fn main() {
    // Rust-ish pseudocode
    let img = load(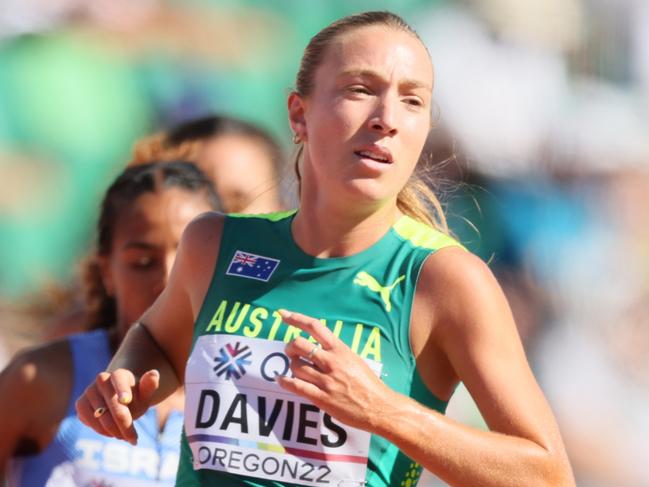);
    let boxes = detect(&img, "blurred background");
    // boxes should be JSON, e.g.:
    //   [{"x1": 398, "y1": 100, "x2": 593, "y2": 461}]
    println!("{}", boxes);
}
[{"x1": 0, "y1": 0, "x2": 647, "y2": 485}]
